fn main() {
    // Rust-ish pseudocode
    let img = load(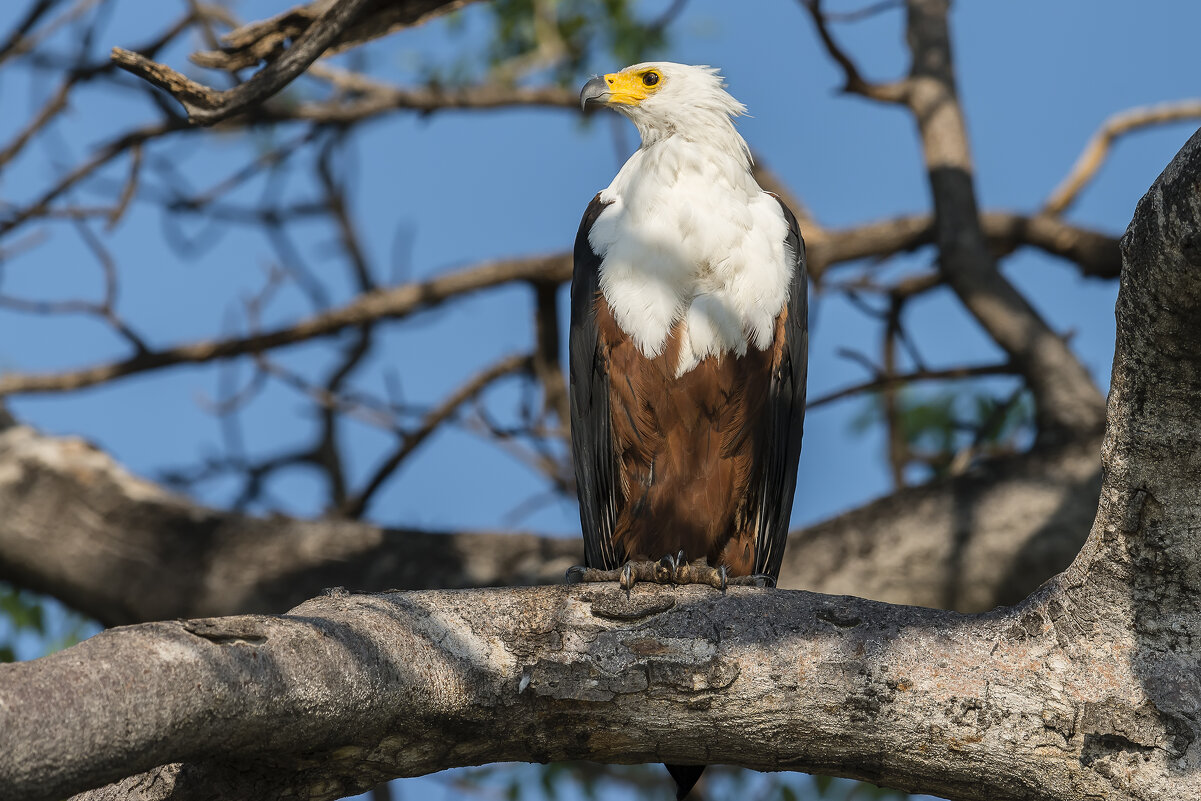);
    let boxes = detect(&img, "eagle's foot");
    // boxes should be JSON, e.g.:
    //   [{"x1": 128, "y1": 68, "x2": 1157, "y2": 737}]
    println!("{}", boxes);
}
[
  {"x1": 565, "y1": 562, "x2": 640, "y2": 596},
  {"x1": 565, "y1": 565, "x2": 623, "y2": 584},
  {"x1": 566, "y1": 559, "x2": 774, "y2": 593},
  {"x1": 667, "y1": 559, "x2": 775, "y2": 590},
  {"x1": 654, "y1": 551, "x2": 686, "y2": 583}
]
